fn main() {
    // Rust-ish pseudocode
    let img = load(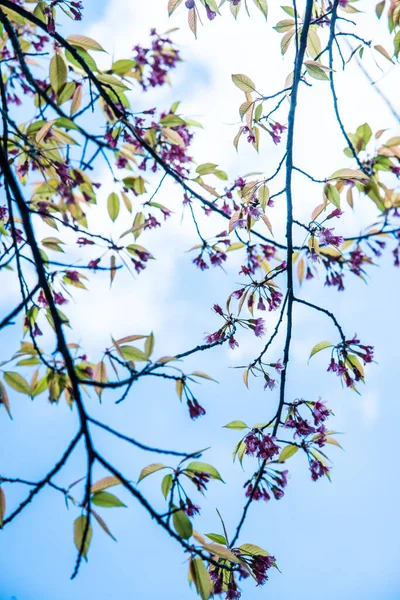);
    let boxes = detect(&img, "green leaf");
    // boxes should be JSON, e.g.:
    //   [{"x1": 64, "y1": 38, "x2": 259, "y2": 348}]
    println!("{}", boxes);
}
[
  {"x1": 107, "y1": 192, "x2": 120, "y2": 222},
  {"x1": 50, "y1": 54, "x2": 68, "y2": 94},
  {"x1": 231, "y1": 74, "x2": 257, "y2": 93},
  {"x1": 92, "y1": 492, "x2": 126, "y2": 508},
  {"x1": 185, "y1": 462, "x2": 223, "y2": 482},
  {"x1": 66, "y1": 47, "x2": 98, "y2": 72},
  {"x1": 97, "y1": 73, "x2": 129, "y2": 92},
  {"x1": 307, "y1": 28, "x2": 322, "y2": 59},
  {"x1": 355, "y1": 123, "x2": 372, "y2": 149},
  {"x1": 32, "y1": 376, "x2": 48, "y2": 397},
  {"x1": 196, "y1": 163, "x2": 218, "y2": 176},
  {"x1": 239, "y1": 543, "x2": 269, "y2": 556},
  {"x1": 205, "y1": 533, "x2": 227, "y2": 545},
  {"x1": 16, "y1": 358, "x2": 41, "y2": 367},
  {"x1": 73, "y1": 515, "x2": 93, "y2": 560},
  {"x1": 274, "y1": 18, "x2": 295, "y2": 32},
  {"x1": 189, "y1": 558, "x2": 213, "y2": 600},
  {"x1": 57, "y1": 81, "x2": 76, "y2": 105},
  {"x1": 111, "y1": 59, "x2": 136, "y2": 75},
  {"x1": 173, "y1": 509, "x2": 193, "y2": 539},
  {"x1": 4, "y1": 372, "x2": 31, "y2": 395},
  {"x1": 223, "y1": 420, "x2": 248, "y2": 430},
  {"x1": 138, "y1": 463, "x2": 165, "y2": 482},
  {"x1": 305, "y1": 62, "x2": 329, "y2": 81},
  {"x1": 329, "y1": 168, "x2": 365, "y2": 181},
  {"x1": 309, "y1": 341, "x2": 333, "y2": 359},
  {"x1": 120, "y1": 345, "x2": 149, "y2": 362},
  {"x1": 161, "y1": 474, "x2": 173, "y2": 498},
  {"x1": 324, "y1": 184, "x2": 341, "y2": 209},
  {"x1": 278, "y1": 444, "x2": 299, "y2": 462},
  {"x1": 160, "y1": 115, "x2": 187, "y2": 127}
]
